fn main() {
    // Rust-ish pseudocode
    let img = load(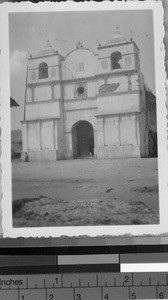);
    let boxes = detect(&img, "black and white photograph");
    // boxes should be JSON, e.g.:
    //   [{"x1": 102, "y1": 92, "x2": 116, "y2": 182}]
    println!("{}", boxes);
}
[{"x1": 0, "y1": 1, "x2": 167, "y2": 237}]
